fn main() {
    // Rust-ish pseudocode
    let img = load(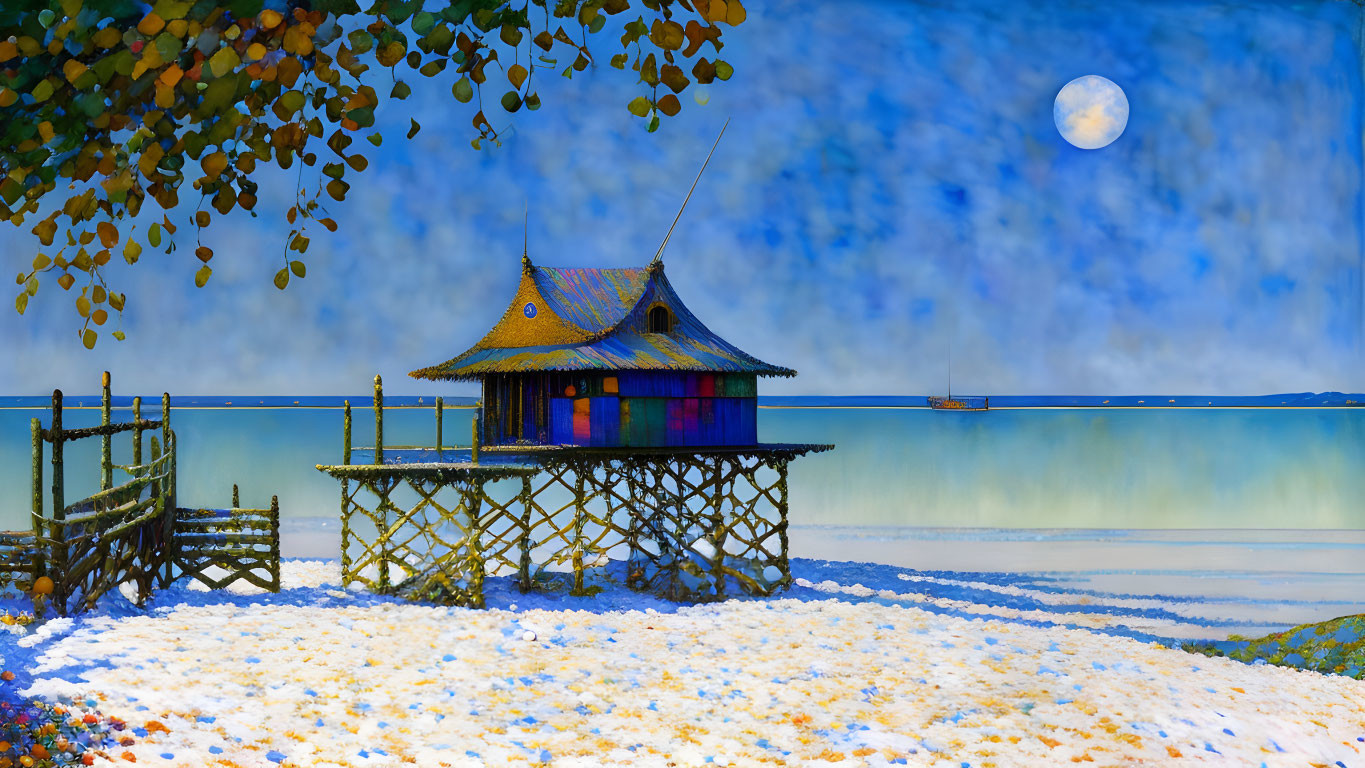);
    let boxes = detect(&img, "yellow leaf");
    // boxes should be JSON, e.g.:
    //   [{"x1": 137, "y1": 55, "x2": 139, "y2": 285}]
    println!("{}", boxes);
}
[
  {"x1": 92, "y1": 26, "x2": 121, "y2": 48},
  {"x1": 92, "y1": 309, "x2": 108, "y2": 325},
  {"x1": 259, "y1": 9, "x2": 283, "y2": 29},
  {"x1": 137, "y1": 12, "x2": 165, "y2": 36},
  {"x1": 284, "y1": 26, "x2": 315, "y2": 56},
  {"x1": 0, "y1": 88, "x2": 16, "y2": 108},
  {"x1": 63, "y1": 59, "x2": 88, "y2": 83},
  {"x1": 123, "y1": 239, "x2": 141, "y2": 264},
  {"x1": 508, "y1": 64, "x2": 527, "y2": 90},
  {"x1": 82, "y1": 329, "x2": 97, "y2": 349},
  {"x1": 0, "y1": 41, "x2": 16, "y2": 62},
  {"x1": 375, "y1": 41, "x2": 404, "y2": 67},
  {"x1": 38, "y1": 121, "x2": 53, "y2": 142},
  {"x1": 726, "y1": 0, "x2": 747, "y2": 24},
  {"x1": 32, "y1": 253, "x2": 50, "y2": 270},
  {"x1": 154, "y1": 82, "x2": 174, "y2": 108},
  {"x1": 208, "y1": 47, "x2": 239, "y2": 78},
  {"x1": 76, "y1": 295, "x2": 91, "y2": 317},
  {"x1": 201, "y1": 151, "x2": 227, "y2": 179},
  {"x1": 246, "y1": 42, "x2": 267, "y2": 61}
]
